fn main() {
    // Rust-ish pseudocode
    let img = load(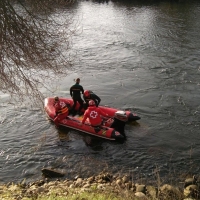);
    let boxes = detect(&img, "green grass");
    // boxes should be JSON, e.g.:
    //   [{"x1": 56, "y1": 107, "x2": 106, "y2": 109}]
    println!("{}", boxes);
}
[{"x1": 0, "y1": 189, "x2": 132, "y2": 200}]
